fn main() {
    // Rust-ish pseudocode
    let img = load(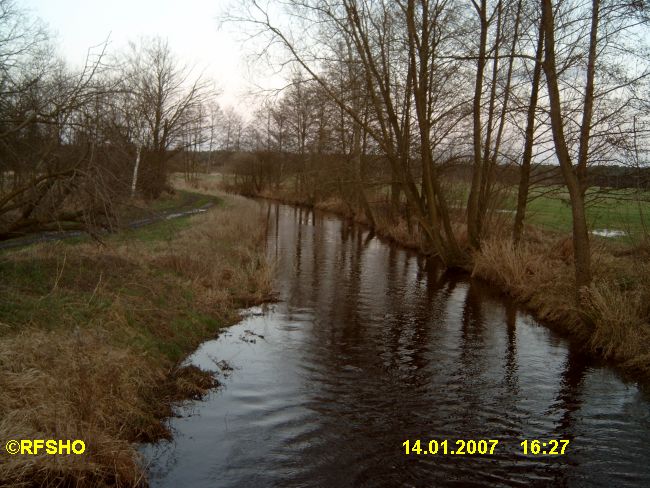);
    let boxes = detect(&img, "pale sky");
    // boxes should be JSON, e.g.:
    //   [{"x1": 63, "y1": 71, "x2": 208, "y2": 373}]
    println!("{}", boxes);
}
[{"x1": 20, "y1": 0, "x2": 281, "y2": 115}]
